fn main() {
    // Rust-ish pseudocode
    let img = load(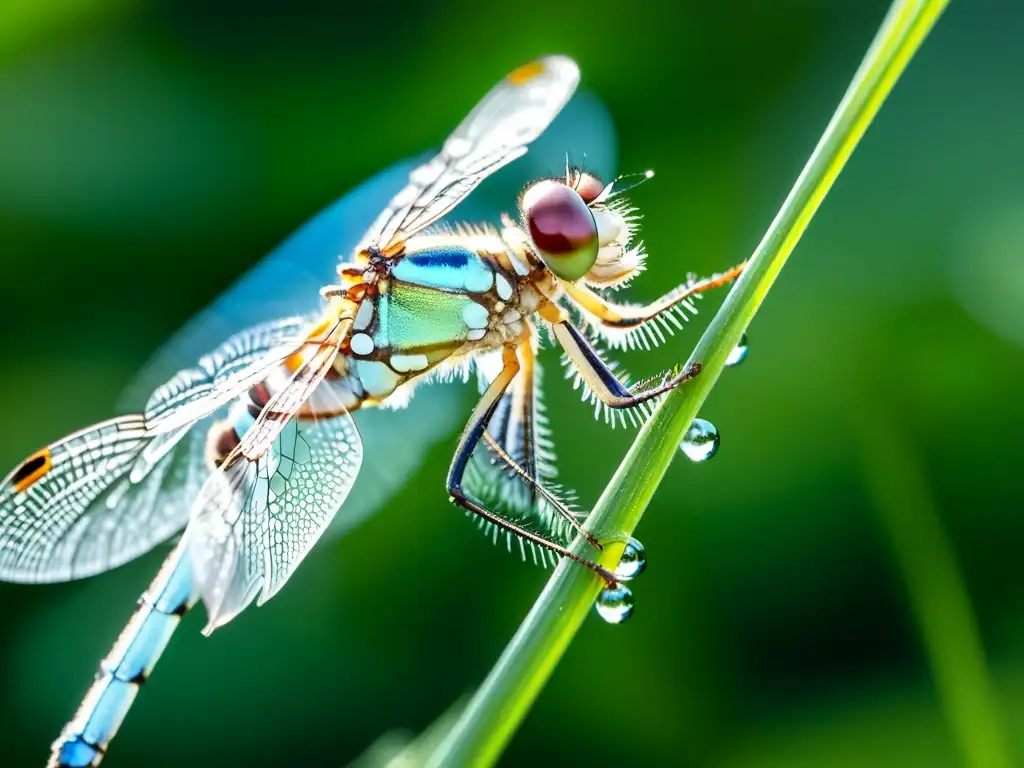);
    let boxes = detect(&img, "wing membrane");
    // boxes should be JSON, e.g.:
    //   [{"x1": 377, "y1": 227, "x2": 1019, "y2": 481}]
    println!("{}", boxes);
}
[
  {"x1": 0, "y1": 317, "x2": 307, "y2": 583},
  {"x1": 357, "y1": 55, "x2": 579, "y2": 254},
  {"x1": 2, "y1": 64, "x2": 616, "y2": 588},
  {"x1": 121, "y1": 58, "x2": 611, "y2": 409},
  {"x1": 187, "y1": 368, "x2": 362, "y2": 633},
  {"x1": 118, "y1": 160, "x2": 421, "y2": 409},
  {"x1": 0, "y1": 416, "x2": 148, "y2": 581}
]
